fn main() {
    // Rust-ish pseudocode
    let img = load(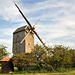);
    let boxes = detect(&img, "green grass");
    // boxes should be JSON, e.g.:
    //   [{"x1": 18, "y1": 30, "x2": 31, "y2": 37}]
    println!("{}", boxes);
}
[
  {"x1": 0, "y1": 67, "x2": 75, "y2": 75},
  {"x1": 0, "y1": 71, "x2": 75, "y2": 75},
  {"x1": 0, "y1": 67, "x2": 1, "y2": 72}
]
